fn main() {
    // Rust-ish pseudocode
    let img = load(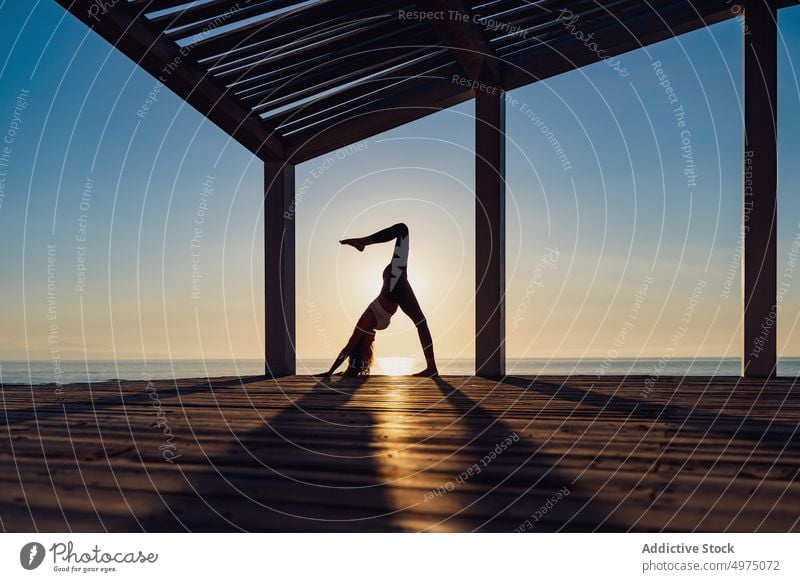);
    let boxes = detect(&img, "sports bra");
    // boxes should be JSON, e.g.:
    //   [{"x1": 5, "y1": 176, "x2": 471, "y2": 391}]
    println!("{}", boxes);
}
[{"x1": 369, "y1": 299, "x2": 393, "y2": 330}]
